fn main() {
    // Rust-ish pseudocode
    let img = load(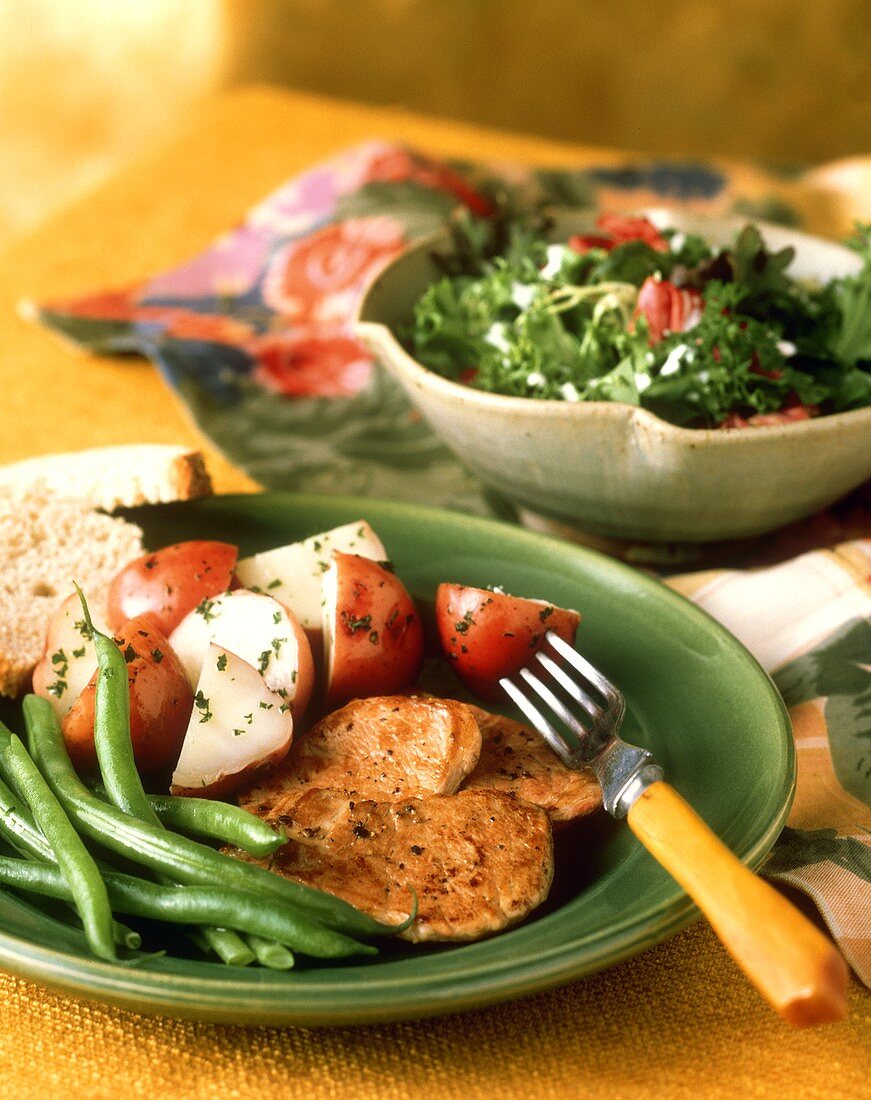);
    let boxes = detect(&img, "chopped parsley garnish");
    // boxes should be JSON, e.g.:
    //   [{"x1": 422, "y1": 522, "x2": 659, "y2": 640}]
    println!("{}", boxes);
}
[
  {"x1": 72, "y1": 646, "x2": 86, "y2": 659},
  {"x1": 123, "y1": 644, "x2": 137, "y2": 664},
  {"x1": 151, "y1": 649, "x2": 164, "y2": 664},
  {"x1": 195, "y1": 598, "x2": 218, "y2": 622},
  {"x1": 257, "y1": 649, "x2": 271, "y2": 673},
  {"x1": 193, "y1": 691, "x2": 212, "y2": 723},
  {"x1": 272, "y1": 611, "x2": 281, "y2": 624},
  {"x1": 266, "y1": 578, "x2": 282, "y2": 590},
  {"x1": 340, "y1": 612, "x2": 373, "y2": 634},
  {"x1": 539, "y1": 606, "x2": 554, "y2": 622},
  {"x1": 454, "y1": 610, "x2": 475, "y2": 634},
  {"x1": 216, "y1": 653, "x2": 228, "y2": 672}
]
